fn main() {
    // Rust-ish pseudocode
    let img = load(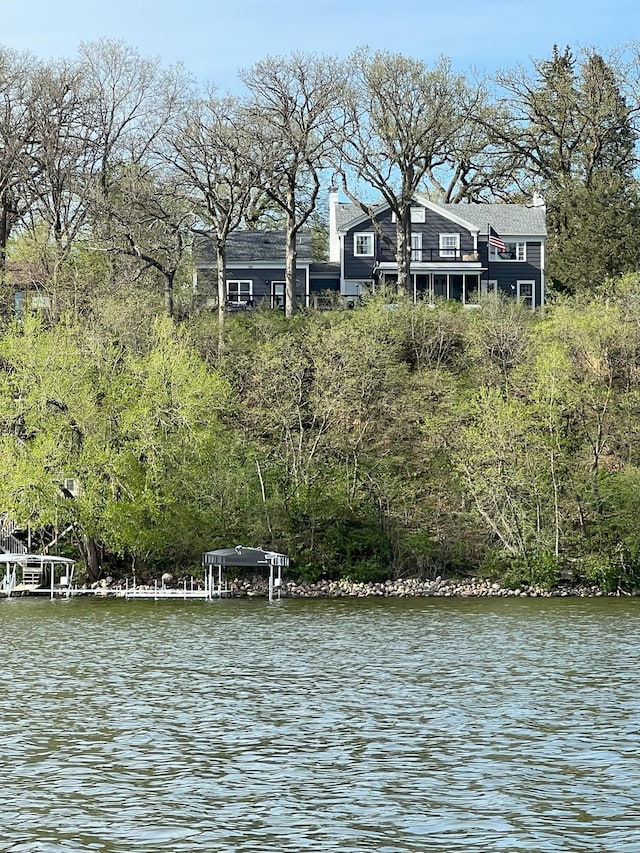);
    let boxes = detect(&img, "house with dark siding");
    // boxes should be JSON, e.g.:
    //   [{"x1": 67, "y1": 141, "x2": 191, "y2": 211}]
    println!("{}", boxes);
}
[
  {"x1": 331, "y1": 189, "x2": 547, "y2": 309},
  {"x1": 193, "y1": 229, "x2": 341, "y2": 310},
  {"x1": 193, "y1": 191, "x2": 546, "y2": 310}
]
